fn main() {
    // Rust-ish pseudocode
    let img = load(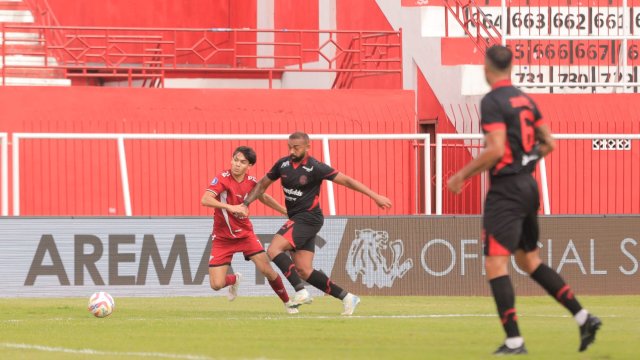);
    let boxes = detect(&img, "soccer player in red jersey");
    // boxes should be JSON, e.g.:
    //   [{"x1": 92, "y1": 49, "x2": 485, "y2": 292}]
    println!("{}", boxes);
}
[
  {"x1": 448, "y1": 45, "x2": 601, "y2": 355},
  {"x1": 201, "y1": 146, "x2": 298, "y2": 314},
  {"x1": 239, "y1": 132, "x2": 392, "y2": 315}
]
